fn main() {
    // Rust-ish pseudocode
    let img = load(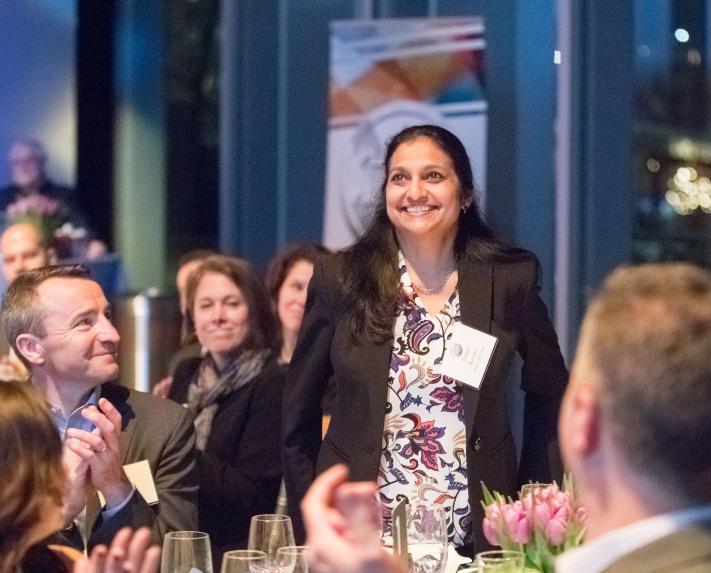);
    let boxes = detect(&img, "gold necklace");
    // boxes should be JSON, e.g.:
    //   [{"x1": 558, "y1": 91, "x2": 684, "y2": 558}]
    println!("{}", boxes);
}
[{"x1": 409, "y1": 261, "x2": 457, "y2": 295}]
